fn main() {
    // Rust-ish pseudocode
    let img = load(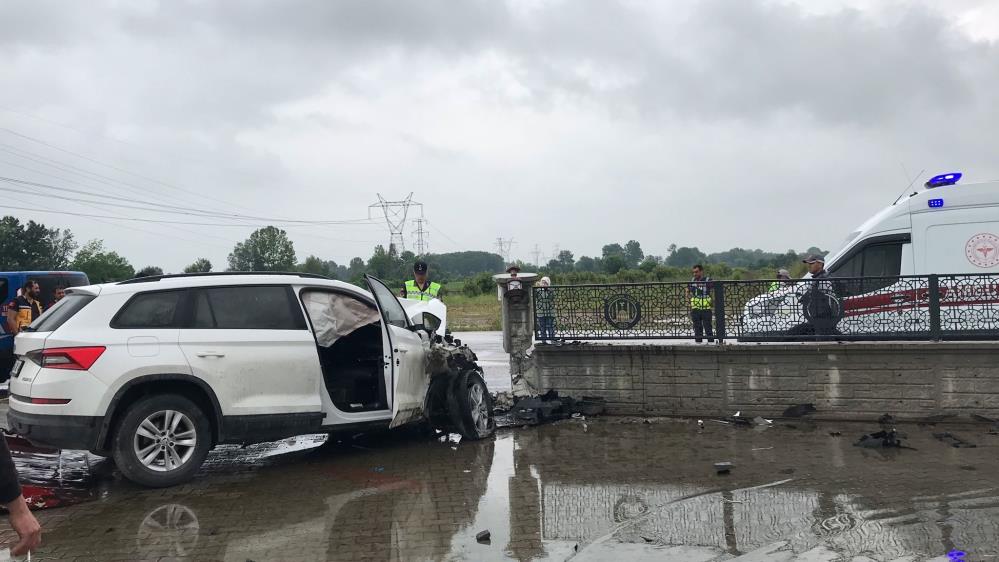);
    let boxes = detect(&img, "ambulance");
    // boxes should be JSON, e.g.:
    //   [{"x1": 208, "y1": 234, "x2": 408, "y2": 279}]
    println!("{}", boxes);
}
[{"x1": 742, "y1": 173, "x2": 999, "y2": 338}]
